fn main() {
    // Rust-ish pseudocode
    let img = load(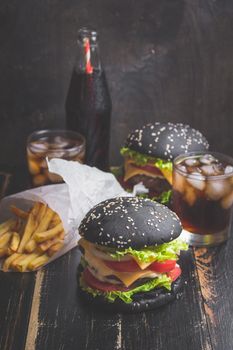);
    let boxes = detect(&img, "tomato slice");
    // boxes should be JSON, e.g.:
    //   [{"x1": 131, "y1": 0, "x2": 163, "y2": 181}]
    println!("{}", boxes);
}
[
  {"x1": 149, "y1": 260, "x2": 176, "y2": 273},
  {"x1": 104, "y1": 259, "x2": 177, "y2": 273},
  {"x1": 167, "y1": 266, "x2": 181, "y2": 281},
  {"x1": 104, "y1": 259, "x2": 140, "y2": 272},
  {"x1": 83, "y1": 268, "x2": 130, "y2": 292}
]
